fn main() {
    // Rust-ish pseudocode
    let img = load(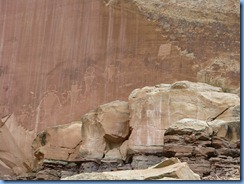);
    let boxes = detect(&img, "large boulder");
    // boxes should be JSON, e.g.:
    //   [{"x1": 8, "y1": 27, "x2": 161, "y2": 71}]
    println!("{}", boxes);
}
[
  {"x1": 32, "y1": 121, "x2": 83, "y2": 162},
  {"x1": 79, "y1": 100, "x2": 130, "y2": 160},
  {"x1": 79, "y1": 111, "x2": 107, "y2": 160},
  {"x1": 128, "y1": 81, "x2": 240, "y2": 153},
  {"x1": 96, "y1": 101, "x2": 130, "y2": 143},
  {"x1": 32, "y1": 100, "x2": 130, "y2": 162}
]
